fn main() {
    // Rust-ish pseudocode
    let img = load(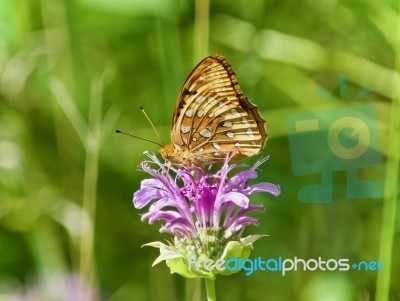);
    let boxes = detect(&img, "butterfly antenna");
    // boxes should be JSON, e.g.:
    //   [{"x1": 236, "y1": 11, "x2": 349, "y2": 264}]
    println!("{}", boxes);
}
[
  {"x1": 115, "y1": 130, "x2": 164, "y2": 148},
  {"x1": 140, "y1": 106, "x2": 166, "y2": 146}
]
